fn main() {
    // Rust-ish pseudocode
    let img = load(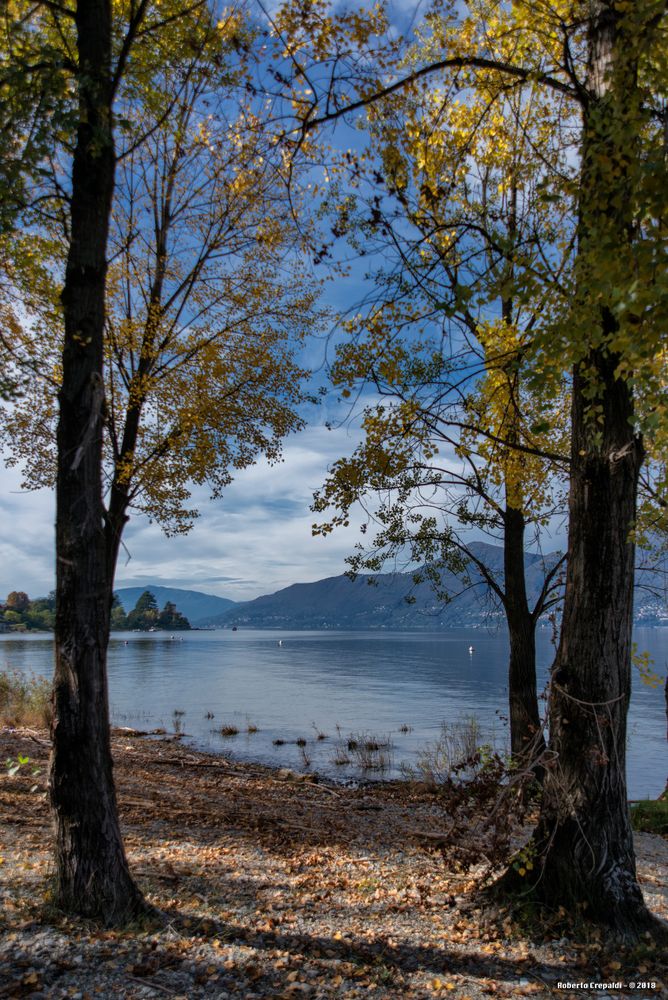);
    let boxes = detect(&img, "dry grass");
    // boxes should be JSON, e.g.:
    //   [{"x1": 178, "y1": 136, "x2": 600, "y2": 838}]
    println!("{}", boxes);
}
[
  {"x1": 333, "y1": 731, "x2": 394, "y2": 771},
  {"x1": 0, "y1": 670, "x2": 51, "y2": 729},
  {"x1": 403, "y1": 718, "x2": 491, "y2": 786},
  {"x1": 219, "y1": 724, "x2": 240, "y2": 737}
]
